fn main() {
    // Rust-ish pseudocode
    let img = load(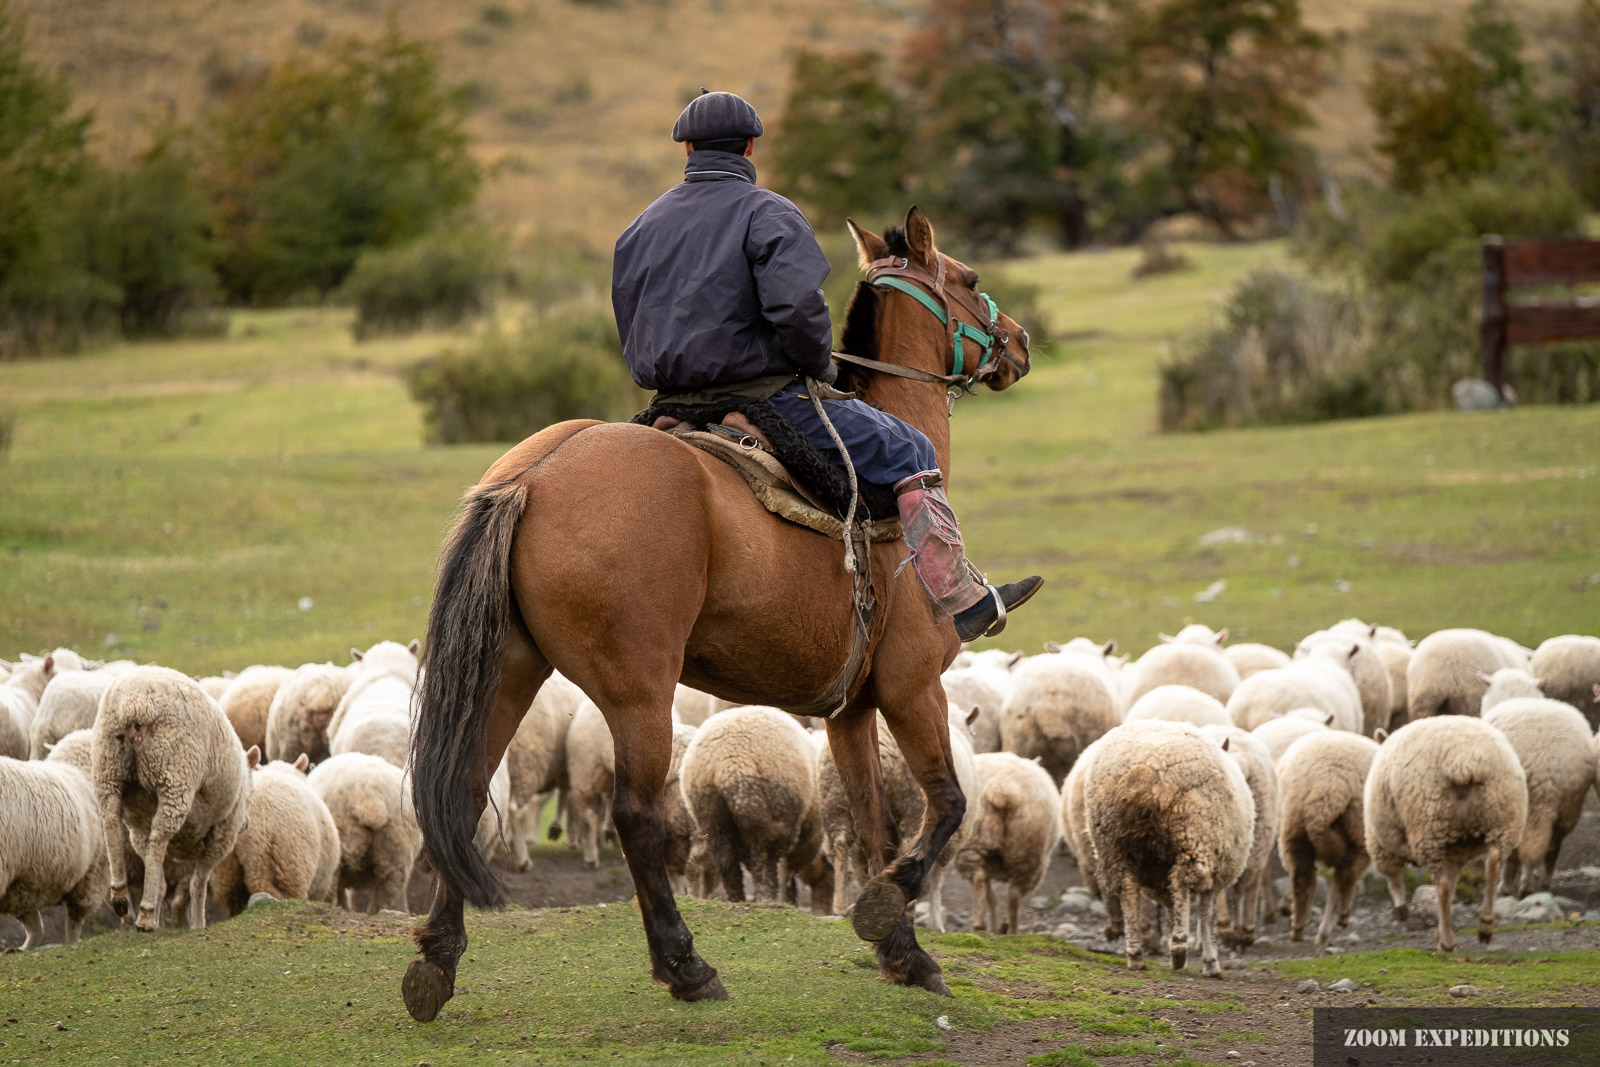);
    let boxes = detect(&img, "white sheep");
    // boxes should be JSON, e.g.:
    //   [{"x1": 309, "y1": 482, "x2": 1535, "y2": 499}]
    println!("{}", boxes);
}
[
  {"x1": 307, "y1": 752, "x2": 421, "y2": 912},
  {"x1": 505, "y1": 672, "x2": 585, "y2": 869},
  {"x1": 217, "y1": 665, "x2": 293, "y2": 753},
  {"x1": 565, "y1": 698, "x2": 617, "y2": 870},
  {"x1": 661, "y1": 722, "x2": 700, "y2": 894},
  {"x1": 1223, "y1": 643, "x2": 1291, "y2": 680},
  {"x1": 1, "y1": 651, "x2": 84, "y2": 759},
  {"x1": 210, "y1": 753, "x2": 342, "y2": 913},
  {"x1": 678, "y1": 707, "x2": 821, "y2": 904},
  {"x1": 327, "y1": 641, "x2": 420, "y2": 768},
  {"x1": 670, "y1": 685, "x2": 732, "y2": 728},
  {"x1": 954, "y1": 751, "x2": 1061, "y2": 935},
  {"x1": 1479, "y1": 667, "x2": 1545, "y2": 714},
  {"x1": 0, "y1": 756, "x2": 110, "y2": 948},
  {"x1": 1276, "y1": 730, "x2": 1379, "y2": 945},
  {"x1": 196, "y1": 676, "x2": 233, "y2": 702},
  {"x1": 950, "y1": 649, "x2": 1023, "y2": 673},
  {"x1": 1123, "y1": 637, "x2": 1241, "y2": 708},
  {"x1": 1364, "y1": 716, "x2": 1527, "y2": 950},
  {"x1": 1125, "y1": 685, "x2": 1232, "y2": 729},
  {"x1": 29, "y1": 670, "x2": 113, "y2": 761},
  {"x1": 1325, "y1": 621, "x2": 1416, "y2": 729},
  {"x1": 941, "y1": 665, "x2": 1009, "y2": 753},
  {"x1": 264, "y1": 663, "x2": 352, "y2": 764},
  {"x1": 1084, "y1": 720, "x2": 1254, "y2": 975},
  {"x1": 1226, "y1": 656, "x2": 1362, "y2": 733},
  {"x1": 1058, "y1": 734, "x2": 1108, "y2": 903},
  {"x1": 1200, "y1": 725, "x2": 1278, "y2": 949},
  {"x1": 1296, "y1": 634, "x2": 1392, "y2": 737},
  {"x1": 92, "y1": 666, "x2": 253, "y2": 931},
  {"x1": 1250, "y1": 710, "x2": 1333, "y2": 762},
  {"x1": 43, "y1": 728, "x2": 95, "y2": 776},
  {"x1": 1529, "y1": 635, "x2": 1600, "y2": 727},
  {"x1": 999, "y1": 647, "x2": 1121, "y2": 784},
  {"x1": 1481, "y1": 696, "x2": 1597, "y2": 896},
  {"x1": 1407, "y1": 628, "x2": 1525, "y2": 719}
]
